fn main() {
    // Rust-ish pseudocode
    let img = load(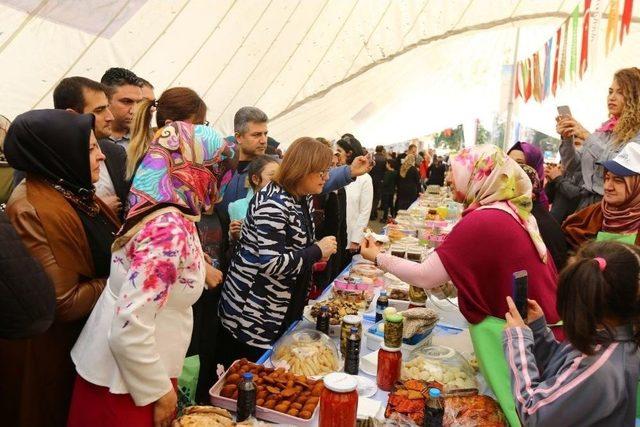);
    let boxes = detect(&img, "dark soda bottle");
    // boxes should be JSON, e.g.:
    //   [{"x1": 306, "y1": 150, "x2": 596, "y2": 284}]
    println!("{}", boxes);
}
[
  {"x1": 423, "y1": 388, "x2": 444, "y2": 427},
  {"x1": 316, "y1": 305, "x2": 330, "y2": 335},
  {"x1": 344, "y1": 327, "x2": 361, "y2": 375},
  {"x1": 376, "y1": 291, "x2": 389, "y2": 323},
  {"x1": 236, "y1": 372, "x2": 257, "y2": 422}
]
